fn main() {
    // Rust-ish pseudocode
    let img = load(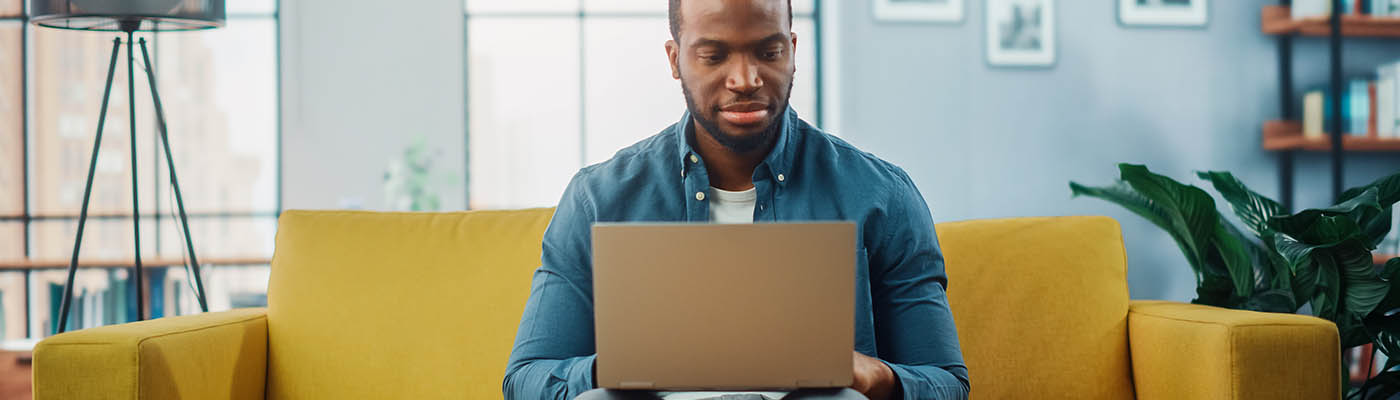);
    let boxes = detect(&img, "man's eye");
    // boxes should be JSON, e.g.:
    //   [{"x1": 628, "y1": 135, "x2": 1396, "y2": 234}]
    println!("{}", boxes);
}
[
  {"x1": 700, "y1": 54, "x2": 725, "y2": 64},
  {"x1": 762, "y1": 50, "x2": 782, "y2": 60}
]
